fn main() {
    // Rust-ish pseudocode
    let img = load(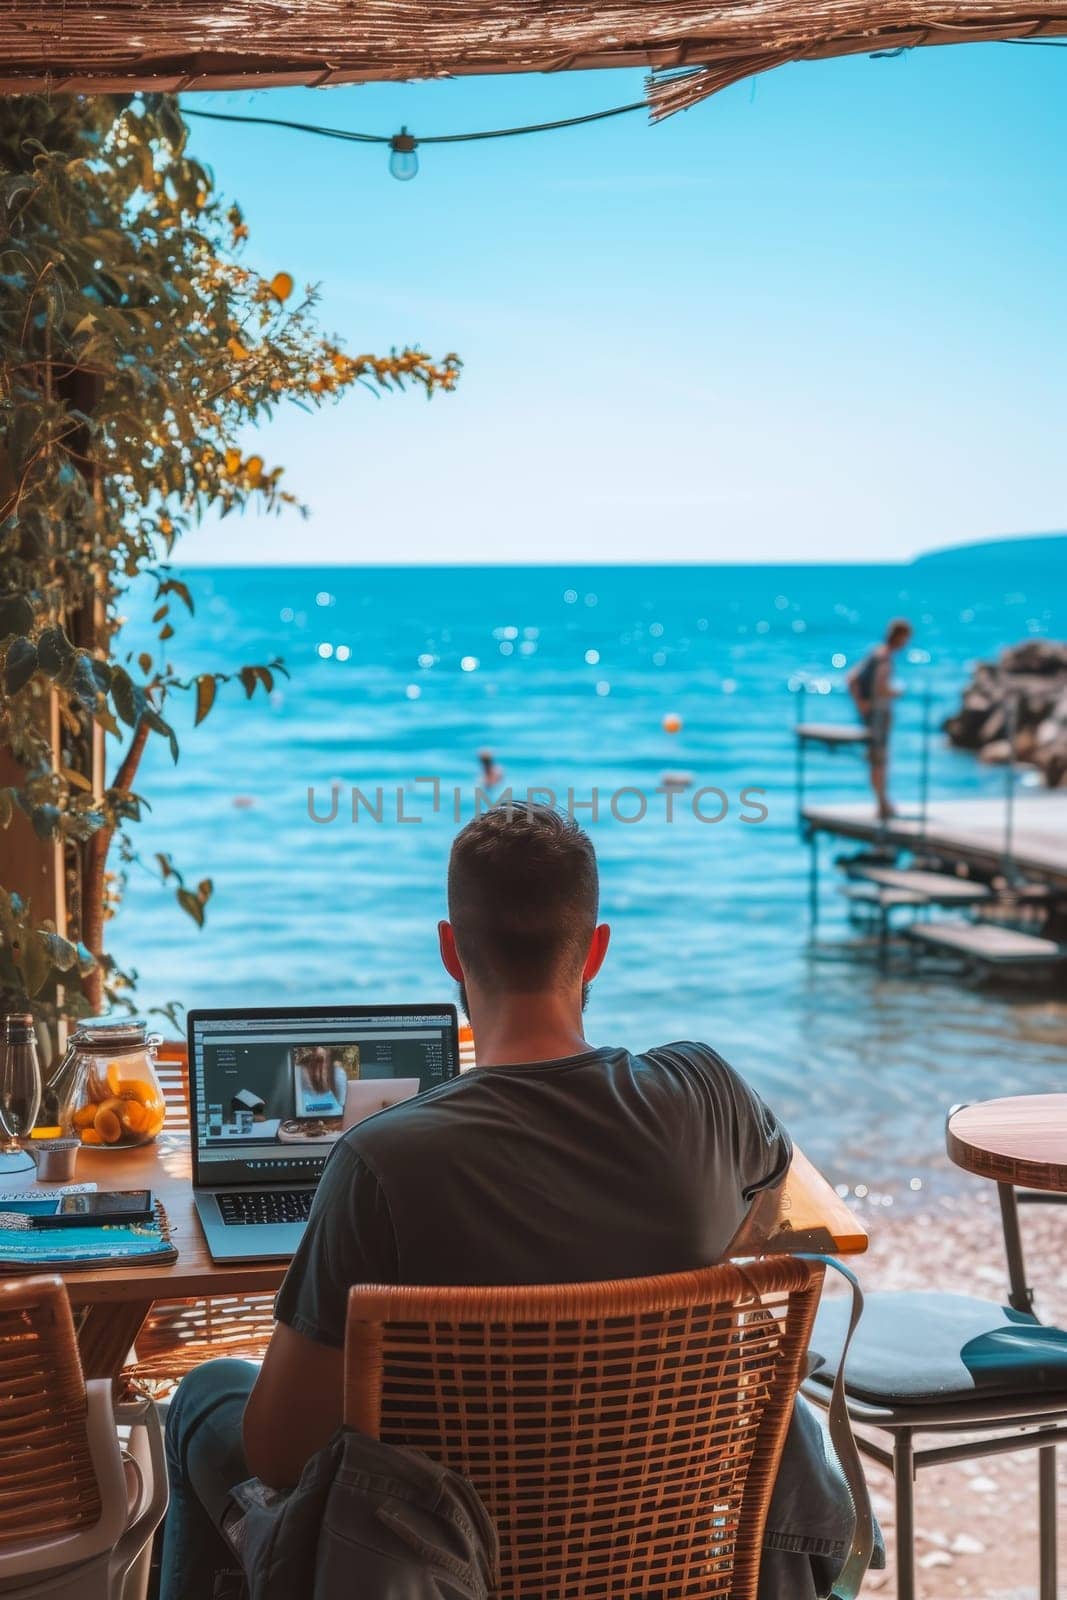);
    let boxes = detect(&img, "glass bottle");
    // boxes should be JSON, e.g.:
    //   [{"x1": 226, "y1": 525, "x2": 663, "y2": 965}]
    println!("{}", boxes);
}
[
  {"x1": 0, "y1": 1013, "x2": 43, "y2": 1174},
  {"x1": 48, "y1": 1017, "x2": 165, "y2": 1150}
]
